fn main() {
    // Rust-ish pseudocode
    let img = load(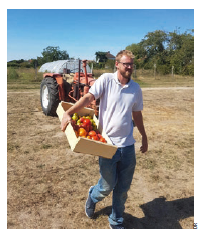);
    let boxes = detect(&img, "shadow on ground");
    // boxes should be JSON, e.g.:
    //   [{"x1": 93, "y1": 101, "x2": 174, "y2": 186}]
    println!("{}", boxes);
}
[{"x1": 94, "y1": 196, "x2": 194, "y2": 229}]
